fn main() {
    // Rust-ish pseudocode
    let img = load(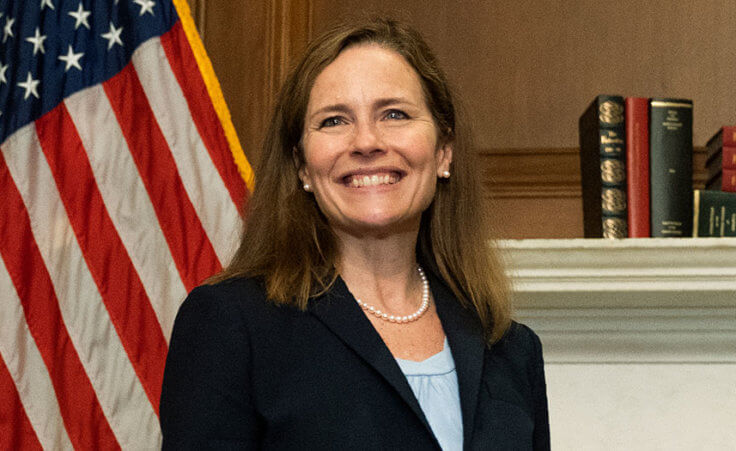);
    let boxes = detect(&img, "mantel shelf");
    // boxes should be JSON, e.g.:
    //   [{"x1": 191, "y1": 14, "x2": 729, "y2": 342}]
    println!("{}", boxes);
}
[{"x1": 497, "y1": 238, "x2": 736, "y2": 363}]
